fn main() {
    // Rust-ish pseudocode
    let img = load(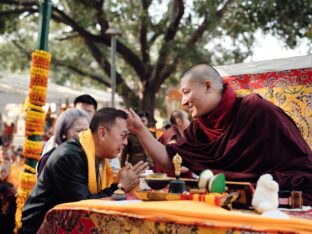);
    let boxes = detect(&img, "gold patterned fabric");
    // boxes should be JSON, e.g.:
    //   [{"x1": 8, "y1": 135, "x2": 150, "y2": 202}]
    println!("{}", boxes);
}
[
  {"x1": 223, "y1": 68, "x2": 312, "y2": 148},
  {"x1": 38, "y1": 200, "x2": 312, "y2": 233}
]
